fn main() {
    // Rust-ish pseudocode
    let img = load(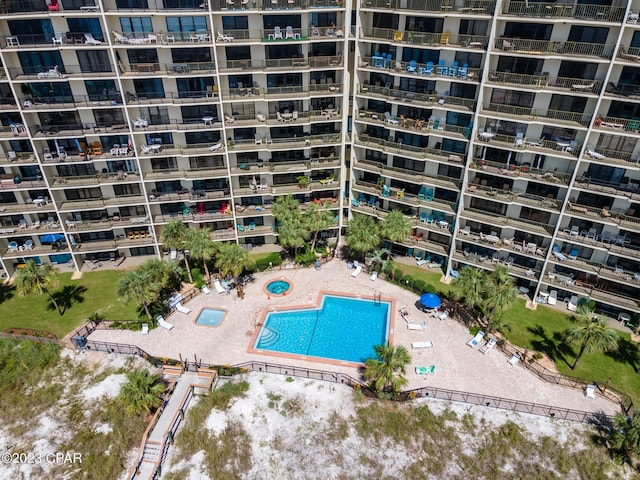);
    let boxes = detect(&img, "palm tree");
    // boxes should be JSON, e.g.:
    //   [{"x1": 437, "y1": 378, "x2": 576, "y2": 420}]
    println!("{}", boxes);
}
[
  {"x1": 160, "y1": 220, "x2": 193, "y2": 283},
  {"x1": 118, "y1": 370, "x2": 165, "y2": 416},
  {"x1": 214, "y1": 242, "x2": 253, "y2": 297},
  {"x1": 484, "y1": 265, "x2": 517, "y2": 329},
  {"x1": 273, "y1": 195, "x2": 308, "y2": 255},
  {"x1": 345, "y1": 214, "x2": 380, "y2": 260},
  {"x1": 563, "y1": 309, "x2": 618, "y2": 370},
  {"x1": 139, "y1": 258, "x2": 183, "y2": 298},
  {"x1": 609, "y1": 411, "x2": 640, "y2": 465},
  {"x1": 303, "y1": 202, "x2": 334, "y2": 251},
  {"x1": 272, "y1": 194, "x2": 300, "y2": 223},
  {"x1": 379, "y1": 209, "x2": 412, "y2": 243},
  {"x1": 363, "y1": 343, "x2": 411, "y2": 393},
  {"x1": 15, "y1": 260, "x2": 62, "y2": 316},
  {"x1": 450, "y1": 266, "x2": 487, "y2": 319},
  {"x1": 187, "y1": 227, "x2": 216, "y2": 281},
  {"x1": 117, "y1": 269, "x2": 159, "y2": 321}
]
